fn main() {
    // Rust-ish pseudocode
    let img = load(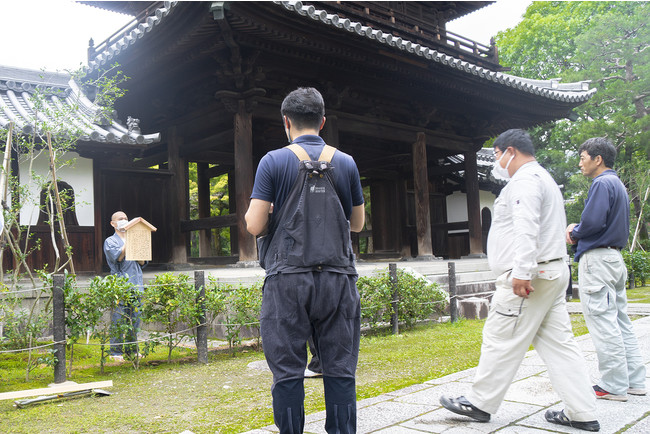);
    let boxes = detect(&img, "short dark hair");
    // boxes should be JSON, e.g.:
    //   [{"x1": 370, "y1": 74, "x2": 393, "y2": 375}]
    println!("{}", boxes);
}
[
  {"x1": 578, "y1": 137, "x2": 616, "y2": 168},
  {"x1": 281, "y1": 87, "x2": 325, "y2": 130},
  {"x1": 493, "y1": 129, "x2": 535, "y2": 156}
]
